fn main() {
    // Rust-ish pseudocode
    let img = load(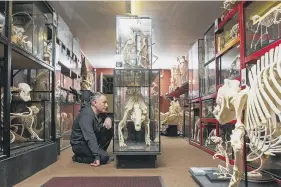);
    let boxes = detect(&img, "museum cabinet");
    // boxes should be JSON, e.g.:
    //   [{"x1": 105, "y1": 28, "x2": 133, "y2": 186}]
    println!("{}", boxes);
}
[
  {"x1": 188, "y1": 1, "x2": 281, "y2": 186},
  {"x1": 113, "y1": 16, "x2": 160, "y2": 168},
  {"x1": 0, "y1": 1, "x2": 58, "y2": 187}
]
